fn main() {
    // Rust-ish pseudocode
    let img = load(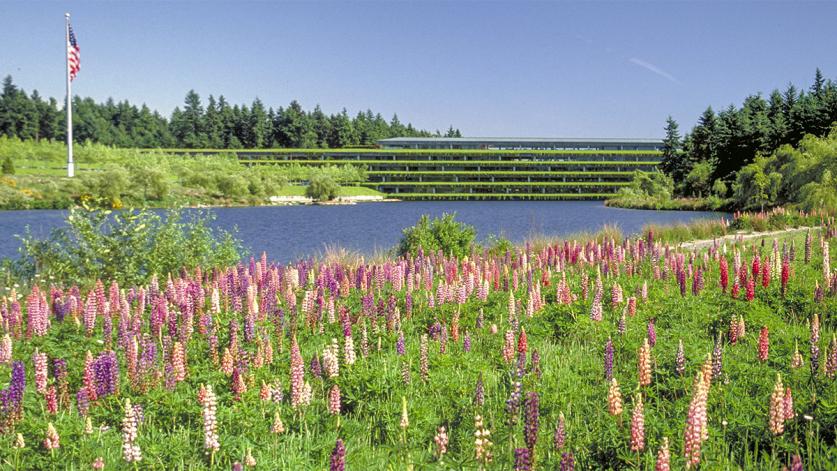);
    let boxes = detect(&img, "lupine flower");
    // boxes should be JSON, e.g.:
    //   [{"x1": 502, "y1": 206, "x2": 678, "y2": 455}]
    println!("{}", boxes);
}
[
  {"x1": 783, "y1": 387, "x2": 794, "y2": 421},
  {"x1": 271, "y1": 410, "x2": 285, "y2": 434},
  {"x1": 33, "y1": 349, "x2": 48, "y2": 395},
  {"x1": 171, "y1": 341, "x2": 187, "y2": 384},
  {"x1": 729, "y1": 316, "x2": 740, "y2": 344},
  {"x1": 0, "y1": 334, "x2": 11, "y2": 364},
  {"x1": 560, "y1": 452, "x2": 575, "y2": 471},
  {"x1": 45, "y1": 385, "x2": 58, "y2": 414},
  {"x1": 712, "y1": 335, "x2": 723, "y2": 379},
  {"x1": 647, "y1": 319, "x2": 657, "y2": 347},
  {"x1": 758, "y1": 326, "x2": 769, "y2": 362},
  {"x1": 122, "y1": 398, "x2": 142, "y2": 462},
  {"x1": 789, "y1": 454, "x2": 803, "y2": 471},
  {"x1": 604, "y1": 337, "x2": 614, "y2": 380},
  {"x1": 322, "y1": 338, "x2": 340, "y2": 379},
  {"x1": 630, "y1": 393, "x2": 645, "y2": 451},
  {"x1": 607, "y1": 378, "x2": 623, "y2": 416},
  {"x1": 769, "y1": 374, "x2": 785, "y2": 435},
  {"x1": 474, "y1": 414, "x2": 493, "y2": 465},
  {"x1": 330, "y1": 439, "x2": 346, "y2": 471},
  {"x1": 503, "y1": 330, "x2": 515, "y2": 363},
  {"x1": 43, "y1": 422, "x2": 60, "y2": 450},
  {"x1": 554, "y1": 412, "x2": 566, "y2": 450},
  {"x1": 400, "y1": 395, "x2": 409, "y2": 430},
  {"x1": 513, "y1": 448, "x2": 532, "y2": 471},
  {"x1": 655, "y1": 437, "x2": 671, "y2": 471},
  {"x1": 243, "y1": 448, "x2": 256, "y2": 467},
  {"x1": 290, "y1": 337, "x2": 305, "y2": 408},
  {"x1": 434, "y1": 426, "x2": 449, "y2": 460},
  {"x1": 791, "y1": 341, "x2": 804, "y2": 369},
  {"x1": 396, "y1": 331, "x2": 405, "y2": 356},
  {"x1": 463, "y1": 331, "x2": 472, "y2": 352},
  {"x1": 13, "y1": 432, "x2": 24, "y2": 449},
  {"x1": 638, "y1": 338, "x2": 652, "y2": 387},
  {"x1": 92, "y1": 457, "x2": 105, "y2": 470},
  {"x1": 199, "y1": 384, "x2": 220, "y2": 454},
  {"x1": 618, "y1": 312, "x2": 627, "y2": 335},
  {"x1": 474, "y1": 375, "x2": 485, "y2": 407},
  {"x1": 524, "y1": 391, "x2": 539, "y2": 451},
  {"x1": 328, "y1": 384, "x2": 341, "y2": 415},
  {"x1": 826, "y1": 335, "x2": 837, "y2": 378},
  {"x1": 506, "y1": 380, "x2": 522, "y2": 425},
  {"x1": 720, "y1": 257, "x2": 729, "y2": 292},
  {"x1": 684, "y1": 372, "x2": 709, "y2": 468}
]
